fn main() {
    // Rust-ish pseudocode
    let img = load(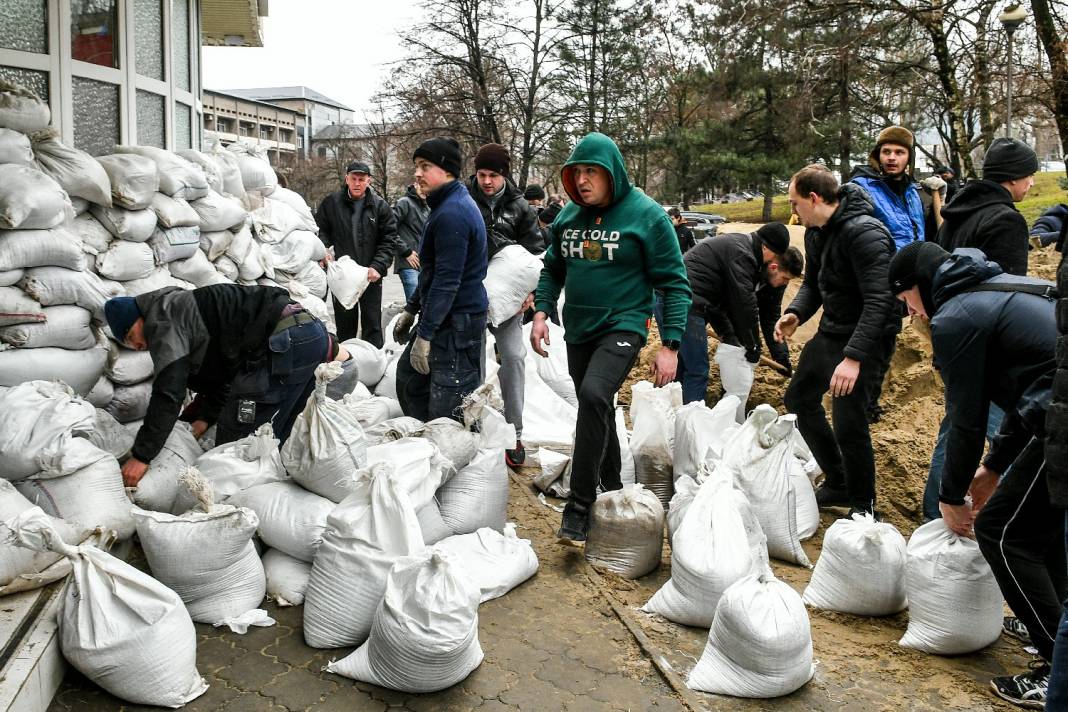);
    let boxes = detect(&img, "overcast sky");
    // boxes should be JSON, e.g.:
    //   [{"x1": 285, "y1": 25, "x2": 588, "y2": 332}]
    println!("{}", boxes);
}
[{"x1": 202, "y1": 1, "x2": 421, "y2": 120}]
